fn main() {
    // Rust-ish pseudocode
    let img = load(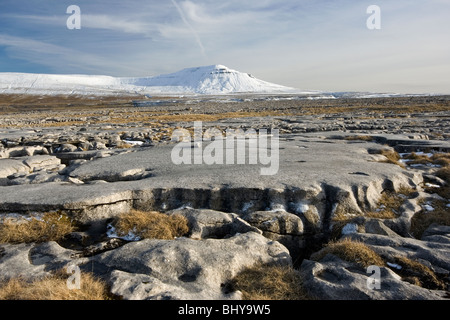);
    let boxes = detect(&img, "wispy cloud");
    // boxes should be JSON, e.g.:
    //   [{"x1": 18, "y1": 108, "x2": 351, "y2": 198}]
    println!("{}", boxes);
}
[
  {"x1": 4, "y1": 13, "x2": 153, "y2": 36},
  {"x1": 170, "y1": 0, "x2": 206, "y2": 56},
  {"x1": 0, "y1": 34, "x2": 139, "y2": 74}
]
